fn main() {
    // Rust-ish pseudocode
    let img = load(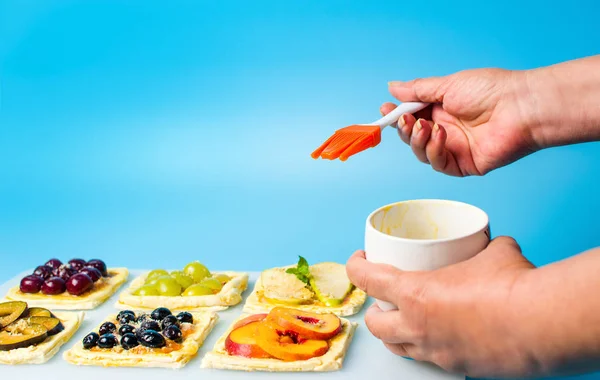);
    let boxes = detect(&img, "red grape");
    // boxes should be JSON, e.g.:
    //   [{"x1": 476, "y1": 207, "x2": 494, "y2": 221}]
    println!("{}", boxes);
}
[
  {"x1": 86, "y1": 259, "x2": 107, "y2": 276},
  {"x1": 20, "y1": 275, "x2": 44, "y2": 293},
  {"x1": 42, "y1": 277, "x2": 66, "y2": 295},
  {"x1": 79, "y1": 267, "x2": 102, "y2": 282},
  {"x1": 66, "y1": 273, "x2": 93, "y2": 295},
  {"x1": 56, "y1": 266, "x2": 76, "y2": 282},
  {"x1": 45, "y1": 259, "x2": 62, "y2": 270},
  {"x1": 33, "y1": 265, "x2": 53, "y2": 279},
  {"x1": 68, "y1": 259, "x2": 87, "y2": 271}
]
